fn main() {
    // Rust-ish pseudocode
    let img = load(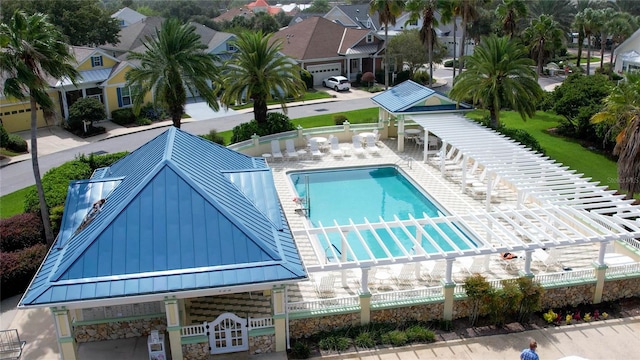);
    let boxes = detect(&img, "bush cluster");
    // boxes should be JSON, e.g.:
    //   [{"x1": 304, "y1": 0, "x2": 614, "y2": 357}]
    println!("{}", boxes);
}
[
  {"x1": 67, "y1": 97, "x2": 106, "y2": 131},
  {"x1": 477, "y1": 116, "x2": 545, "y2": 155},
  {"x1": 231, "y1": 112, "x2": 295, "y2": 143},
  {"x1": 0, "y1": 125, "x2": 9, "y2": 147},
  {"x1": 3, "y1": 133, "x2": 28, "y2": 153},
  {"x1": 0, "y1": 244, "x2": 47, "y2": 299},
  {"x1": 111, "y1": 108, "x2": 136, "y2": 126},
  {"x1": 139, "y1": 103, "x2": 167, "y2": 122},
  {"x1": 0, "y1": 213, "x2": 44, "y2": 252},
  {"x1": 412, "y1": 71, "x2": 432, "y2": 85},
  {"x1": 199, "y1": 129, "x2": 225, "y2": 145},
  {"x1": 333, "y1": 114, "x2": 348, "y2": 125},
  {"x1": 300, "y1": 69, "x2": 313, "y2": 90}
]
